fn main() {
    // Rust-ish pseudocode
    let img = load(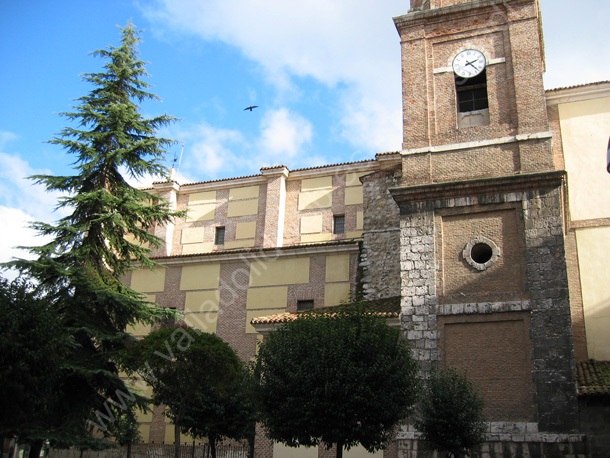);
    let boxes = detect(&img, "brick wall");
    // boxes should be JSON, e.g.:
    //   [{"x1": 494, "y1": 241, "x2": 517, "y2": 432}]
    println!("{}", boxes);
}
[{"x1": 439, "y1": 312, "x2": 536, "y2": 421}]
